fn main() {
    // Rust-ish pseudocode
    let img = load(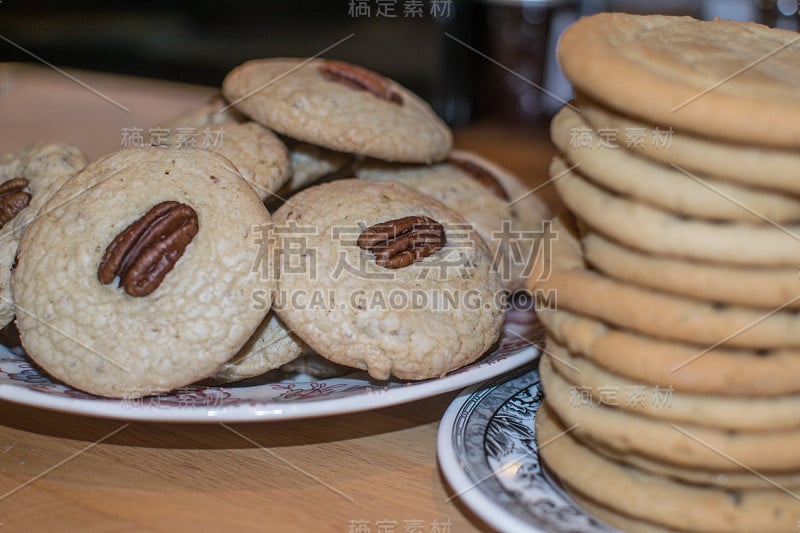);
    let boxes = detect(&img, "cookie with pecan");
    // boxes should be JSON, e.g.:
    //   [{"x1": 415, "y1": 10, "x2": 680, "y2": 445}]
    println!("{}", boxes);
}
[
  {"x1": 358, "y1": 150, "x2": 552, "y2": 290},
  {"x1": 222, "y1": 58, "x2": 452, "y2": 163},
  {"x1": 272, "y1": 179, "x2": 504, "y2": 381},
  {"x1": 0, "y1": 143, "x2": 88, "y2": 327},
  {"x1": 13, "y1": 148, "x2": 273, "y2": 398}
]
